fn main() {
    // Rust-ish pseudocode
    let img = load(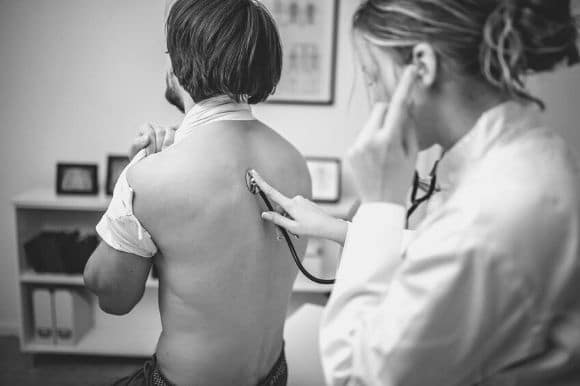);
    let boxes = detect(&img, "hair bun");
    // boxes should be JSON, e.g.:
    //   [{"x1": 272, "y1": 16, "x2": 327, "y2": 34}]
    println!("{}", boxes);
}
[
  {"x1": 480, "y1": 0, "x2": 579, "y2": 106},
  {"x1": 519, "y1": 0, "x2": 570, "y2": 21},
  {"x1": 517, "y1": 0, "x2": 578, "y2": 70}
]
